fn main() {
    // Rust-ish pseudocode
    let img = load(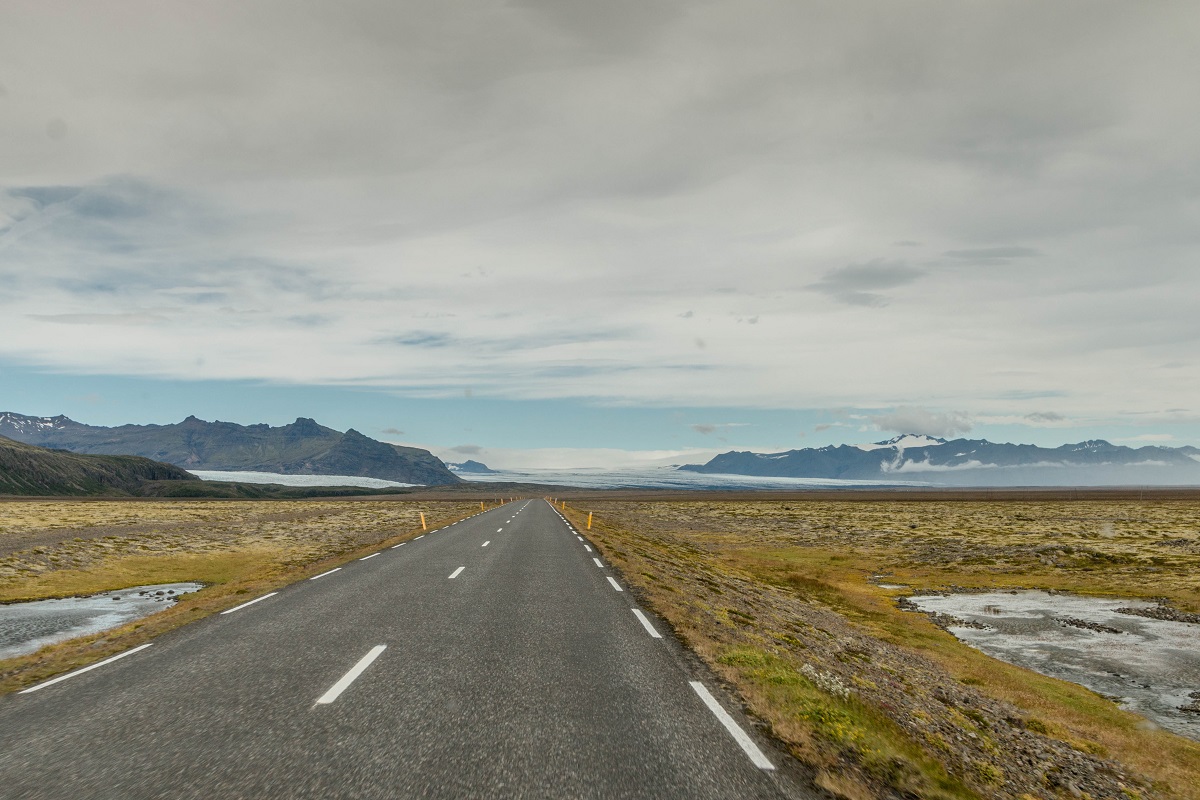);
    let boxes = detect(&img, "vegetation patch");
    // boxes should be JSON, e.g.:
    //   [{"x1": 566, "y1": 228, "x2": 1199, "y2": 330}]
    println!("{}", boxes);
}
[
  {"x1": 0, "y1": 499, "x2": 478, "y2": 693},
  {"x1": 565, "y1": 499, "x2": 1200, "y2": 800}
]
